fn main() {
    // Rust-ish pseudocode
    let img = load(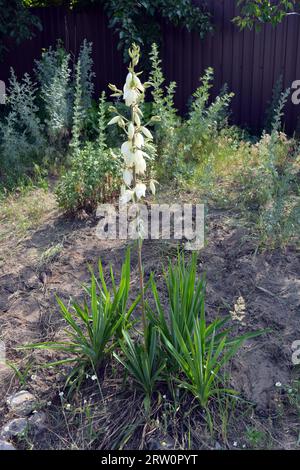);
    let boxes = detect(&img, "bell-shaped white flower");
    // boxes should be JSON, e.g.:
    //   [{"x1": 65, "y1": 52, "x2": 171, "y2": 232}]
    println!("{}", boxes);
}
[
  {"x1": 123, "y1": 169, "x2": 133, "y2": 186},
  {"x1": 141, "y1": 126, "x2": 153, "y2": 139},
  {"x1": 128, "y1": 122, "x2": 135, "y2": 140},
  {"x1": 107, "y1": 116, "x2": 119, "y2": 126},
  {"x1": 121, "y1": 141, "x2": 135, "y2": 166},
  {"x1": 135, "y1": 183, "x2": 146, "y2": 200},
  {"x1": 134, "y1": 133, "x2": 144, "y2": 148},
  {"x1": 150, "y1": 180, "x2": 156, "y2": 195},
  {"x1": 134, "y1": 113, "x2": 141, "y2": 127},
  {"x1": 121, "y1": 141, "x2": 134, "y2": 158},
  {"x1": 135, "y1": 155, "x2": 146, "y2": 175},
  {"x1": 133, "y1": 75, "x2": 144, "y2": 92},
  {"x1": 123, "y1": 85, "x2": 138, "y2": 106},
  {"x1": 125, "y1": 72, "x2": 133, "y2": 87},
  {"x1": 120, "y1": 189, "x2": 134, "y2": 204}
]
